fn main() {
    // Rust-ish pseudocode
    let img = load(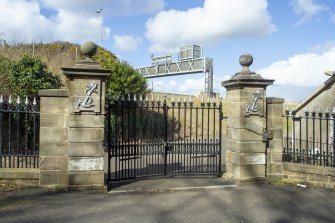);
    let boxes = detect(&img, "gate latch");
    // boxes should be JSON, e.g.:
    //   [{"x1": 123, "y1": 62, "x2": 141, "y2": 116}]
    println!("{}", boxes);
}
[{"x1": 262, "y1": 128, "x2": 273, "y2": 142}]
